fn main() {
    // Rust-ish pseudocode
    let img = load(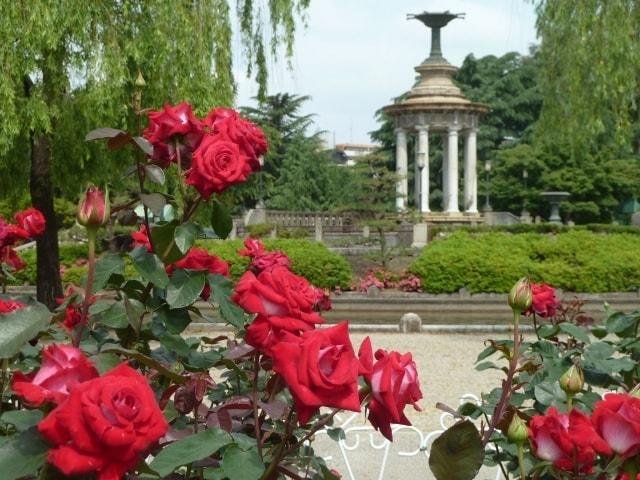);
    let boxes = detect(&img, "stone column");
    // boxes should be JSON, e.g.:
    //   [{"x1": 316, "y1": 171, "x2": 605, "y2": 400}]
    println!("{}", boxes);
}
[
  {"x1": 395, "y1": 128, "x2": 408, "y2": 211},
  {"x1": 446, "y1": 127, "x2": 459, "y2": 213},
  {"x1": 413, "y1": 135, "x2": 420, "y2": 208},
  {"x1": 416, "y1": 125, "x2": 430, "y2": 212},
  {"x1": 463, "y1": 129, "x2": 478, "y2": 213},
  {"x1": 442, "y1": 134, "x2": 449, "y2": 211}
]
